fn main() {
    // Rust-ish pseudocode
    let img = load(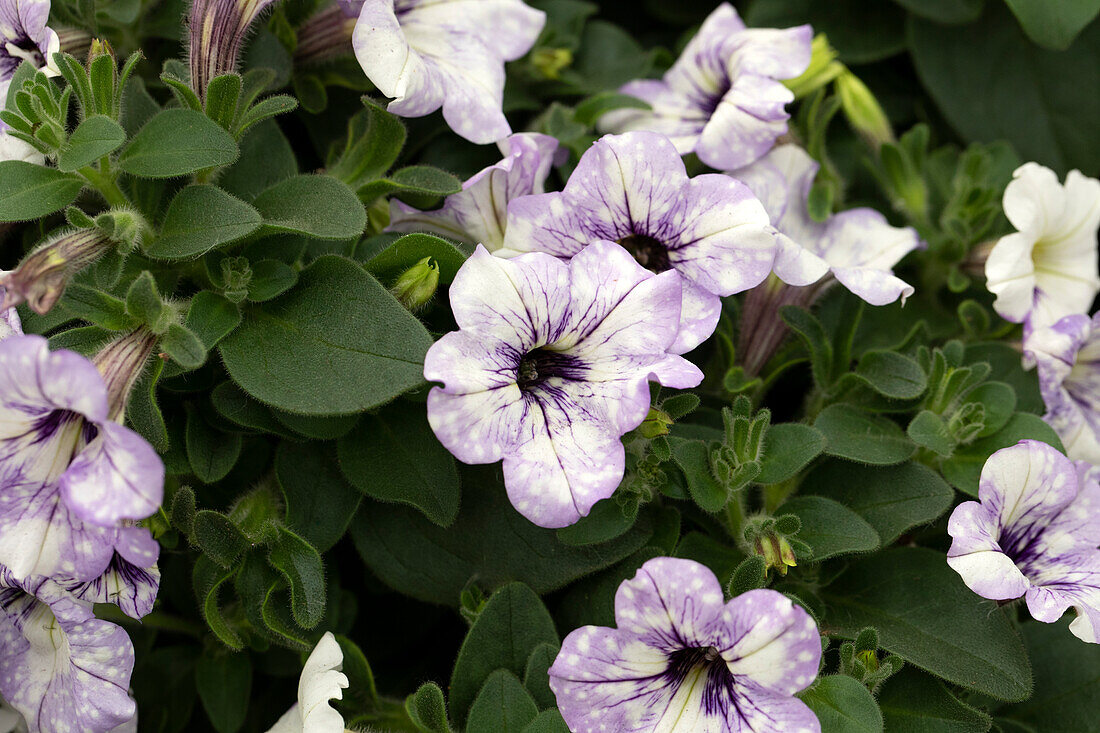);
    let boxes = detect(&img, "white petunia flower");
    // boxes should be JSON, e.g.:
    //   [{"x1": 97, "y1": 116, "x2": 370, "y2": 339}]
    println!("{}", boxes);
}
[{"x1": 267, "y1": 632, "x2": 350, "y2": 733}]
